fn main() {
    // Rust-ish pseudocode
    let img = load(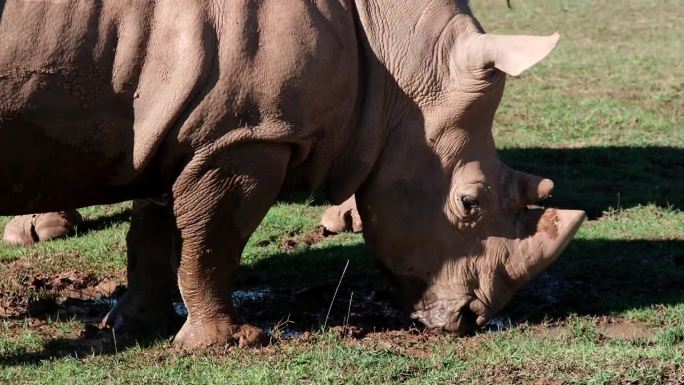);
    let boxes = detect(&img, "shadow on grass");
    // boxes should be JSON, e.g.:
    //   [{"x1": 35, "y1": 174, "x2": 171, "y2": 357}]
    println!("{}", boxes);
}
[
  {"x1": 508, "y1": 238, "x2": 683, "y2": 322},
  {"x1": 74, "y1": 208, "x2": 132, "y2": 236},
  {"x1": 277, "y1": 146, "x2": 684, "y2": 215},
  {"x1": 278, "y1": 147, "x2": 684, "y2": 213},
  {"x1": 0, "y1": 333, "x2": 161, "y2": 367},
  {"x1": 238, "y1": 238, "x2": 683, "y2": 326},
  {"x1": 236, "y1": 244, "x2": 415, "y2": 335},
  {"x1": 499, "y1": 146, "x2": 683, "y2": 218}
]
